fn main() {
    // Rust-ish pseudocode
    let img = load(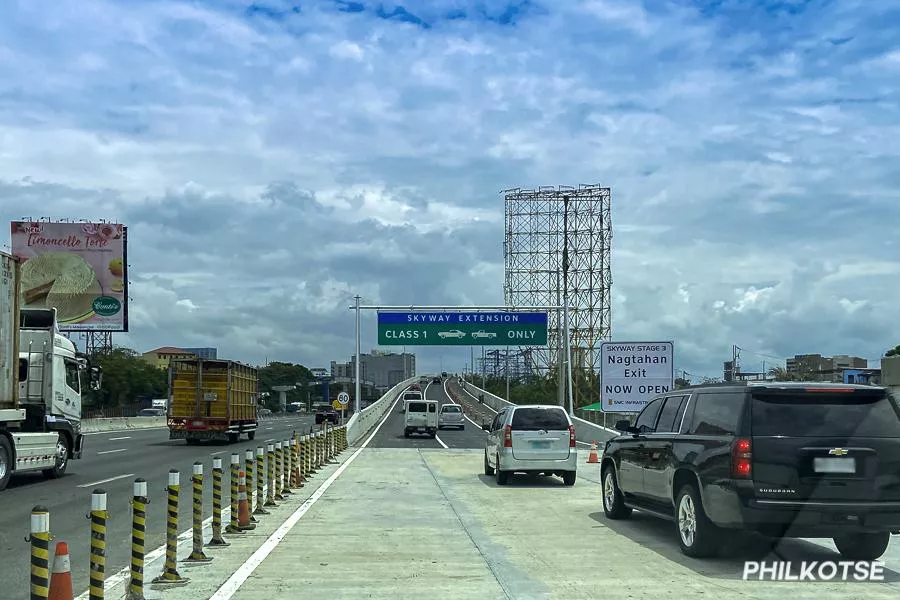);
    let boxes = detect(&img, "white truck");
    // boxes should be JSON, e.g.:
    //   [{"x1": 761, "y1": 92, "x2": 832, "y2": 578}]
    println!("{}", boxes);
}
[{"x1": 0, "y1": 251, "x2": 102, "y2": 492}]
